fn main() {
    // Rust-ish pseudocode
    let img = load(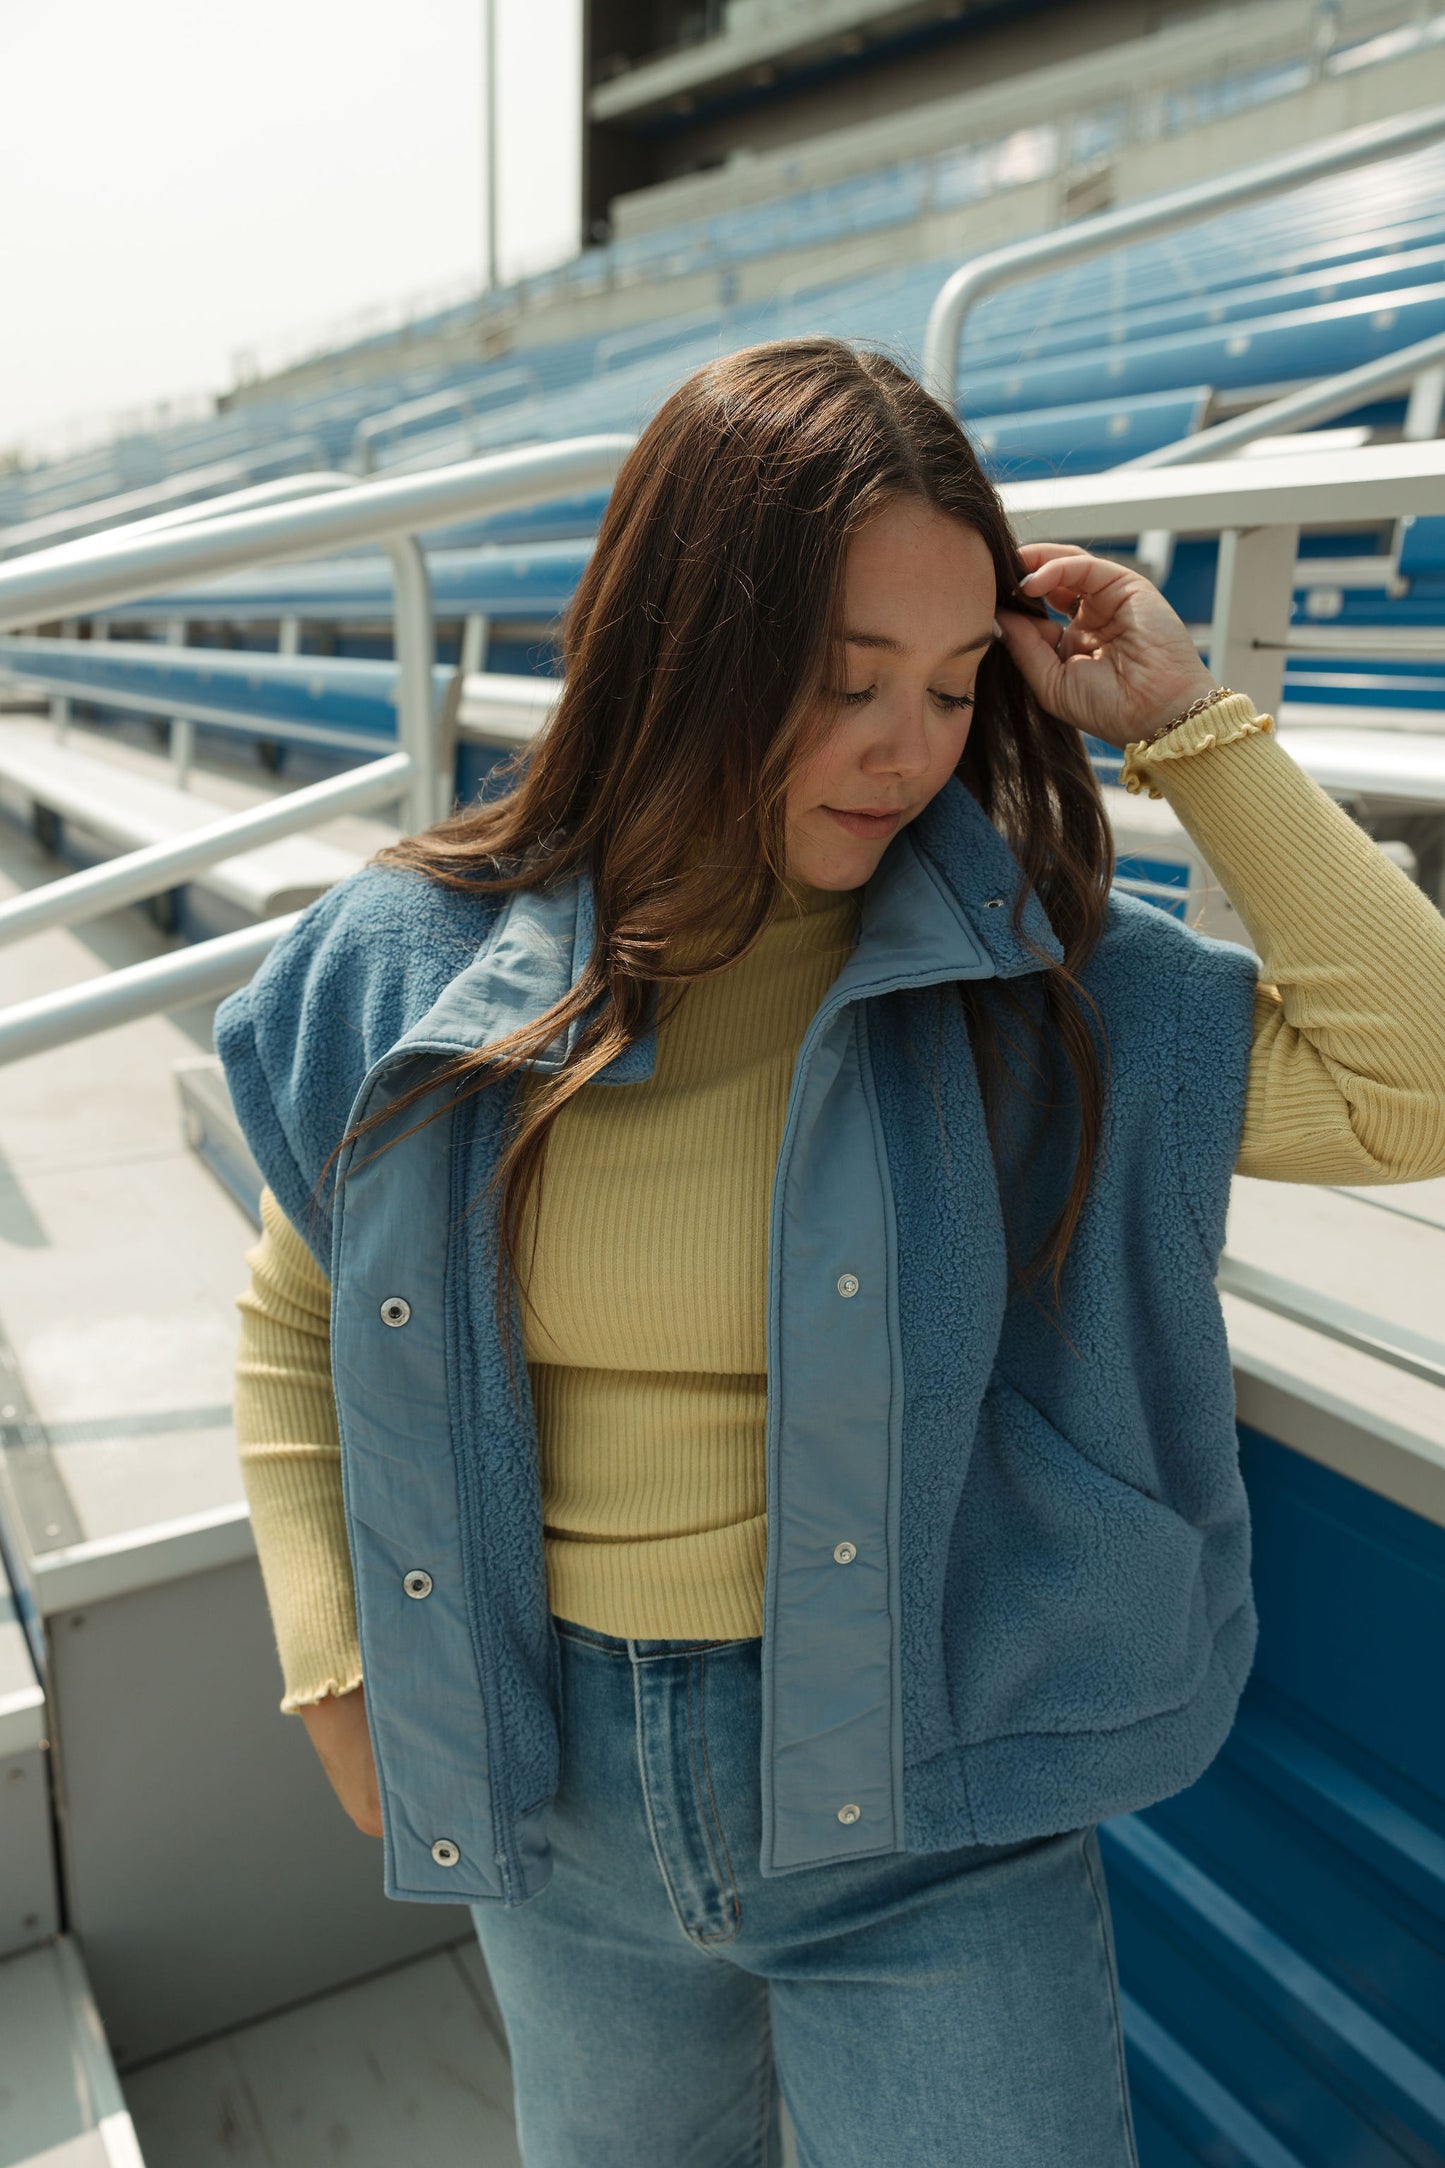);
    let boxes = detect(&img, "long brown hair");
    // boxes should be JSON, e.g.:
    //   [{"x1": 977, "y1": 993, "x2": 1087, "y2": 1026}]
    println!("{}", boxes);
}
[{"x1": 313, "y1": 337, "x2": 1115, "y2": 1353}]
